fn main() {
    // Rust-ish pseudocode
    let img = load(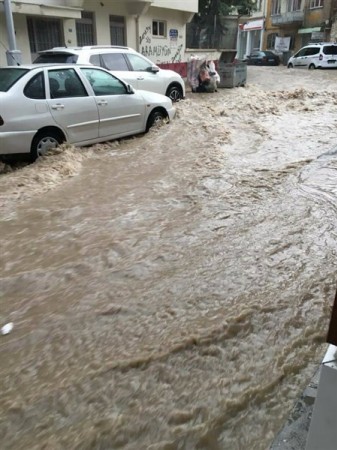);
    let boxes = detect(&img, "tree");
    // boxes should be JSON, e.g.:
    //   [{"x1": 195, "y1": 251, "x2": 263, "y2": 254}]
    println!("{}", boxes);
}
[
  {"x1": 186, "y1": 0, "x2": 256, "y2": 48},
  {"x1": 198, "y1": 0, "x2": 255, "y2": 18}
]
